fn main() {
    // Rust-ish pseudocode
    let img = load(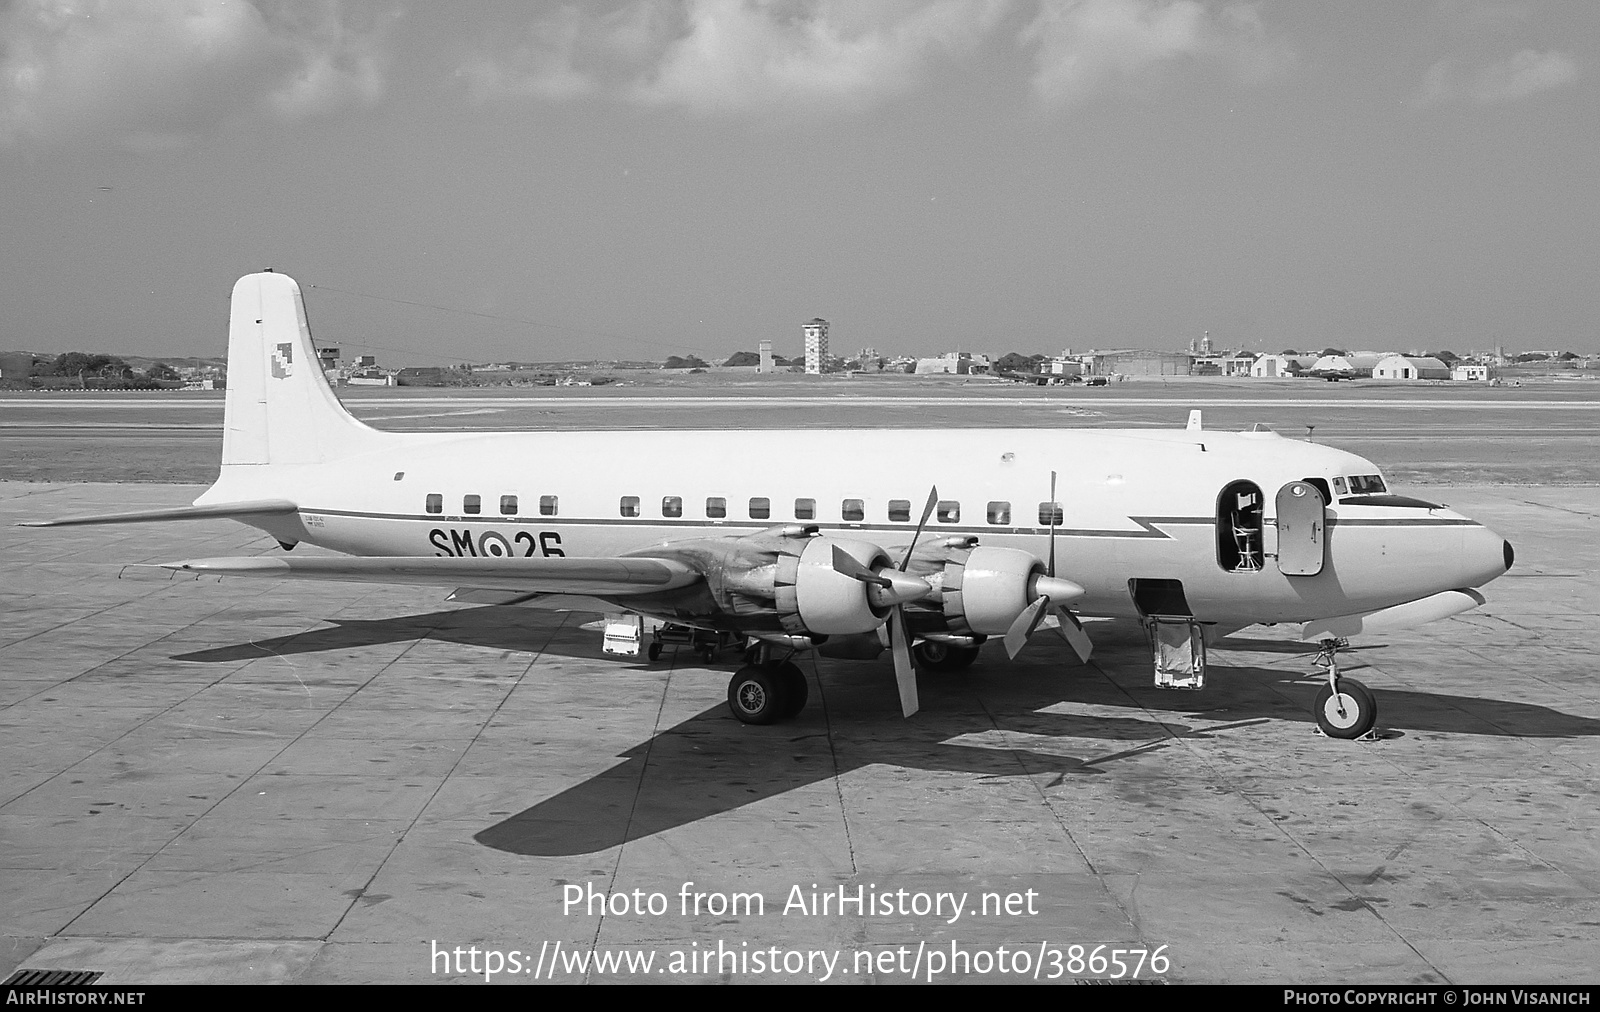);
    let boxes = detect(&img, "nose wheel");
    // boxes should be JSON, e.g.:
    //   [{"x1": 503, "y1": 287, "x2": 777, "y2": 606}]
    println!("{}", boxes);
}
[{"x1": 1311, "y1": 638, "x2": 1378, "y2": 740}]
